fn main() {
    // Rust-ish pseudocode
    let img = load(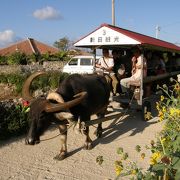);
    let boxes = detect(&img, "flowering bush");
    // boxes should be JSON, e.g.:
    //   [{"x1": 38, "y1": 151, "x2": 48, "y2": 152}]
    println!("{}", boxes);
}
[
  {"x1": 0, "y1": 98, "x2": 30, "y2": 140},
  {"x1": 96, "y1": 77, "x2": 180, "y2": 180}
]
